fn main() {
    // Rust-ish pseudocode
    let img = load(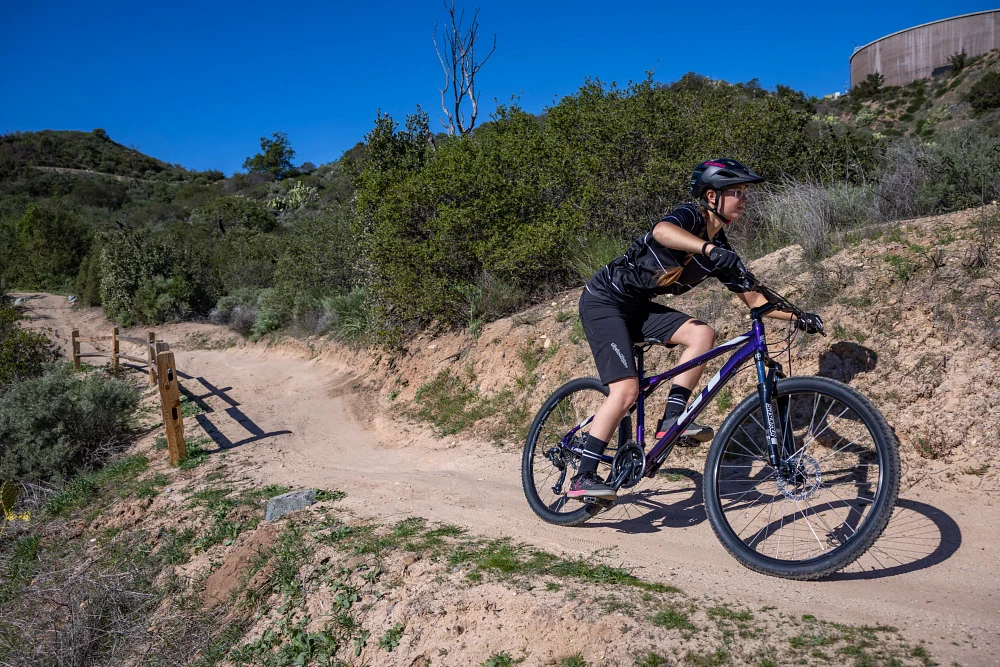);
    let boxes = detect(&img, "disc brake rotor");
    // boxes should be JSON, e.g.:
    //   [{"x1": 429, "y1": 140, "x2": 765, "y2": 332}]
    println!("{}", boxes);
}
[{"x1": 776, "y1": 454, "x2": 822, "y2": 501}]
